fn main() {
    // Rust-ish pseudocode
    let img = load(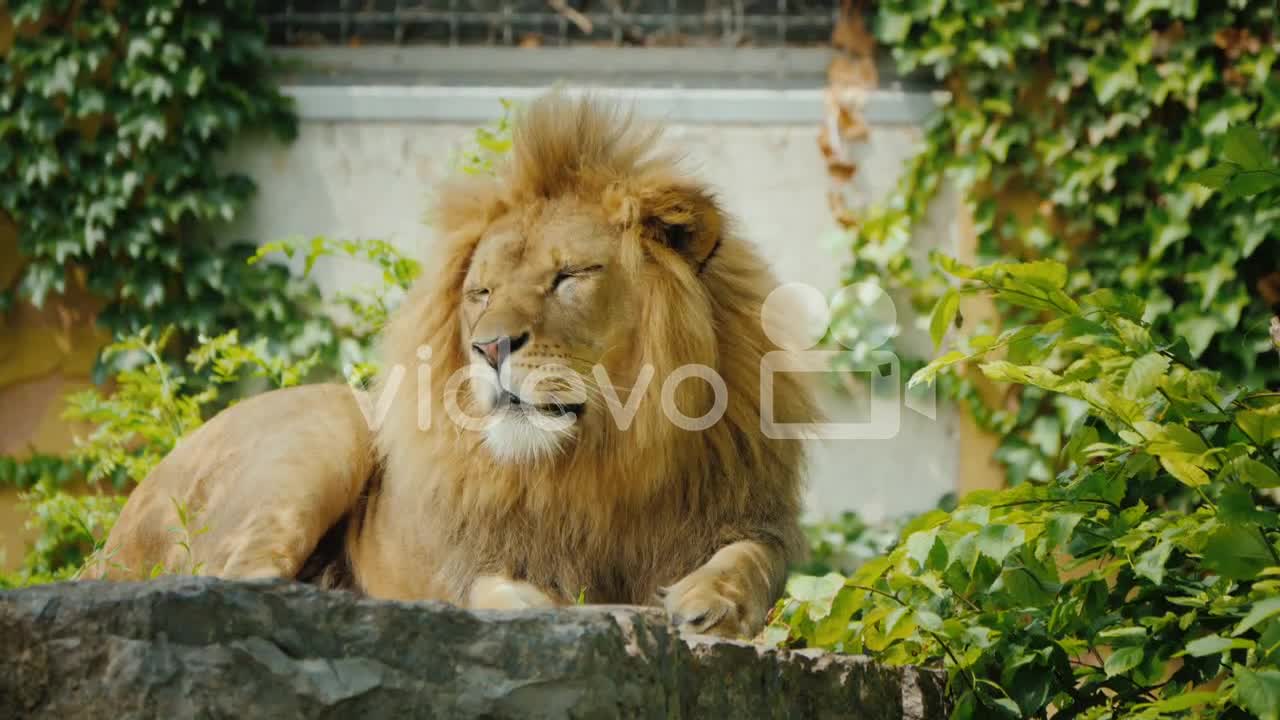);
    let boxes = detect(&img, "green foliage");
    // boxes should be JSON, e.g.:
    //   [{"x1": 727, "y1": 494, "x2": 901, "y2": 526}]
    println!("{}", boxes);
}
[
  {"x1": 1189, "y1": 125, "x2": 1280, "y2": 198},
  {"x1": 844, "y1": 2, "x2": 1280, "y2": 487},
  {"x1": 0, "y1": 453, "x2": 81, "y2": 492},
  {"x1": 0, "y1": 1, "x2": 329, "y2": 365},
  {"x1": 5, "y1": 479, "x2": 125, "y2": 585},
  {"x1": 451, "y1": 98, "x2": 515, "y2": 176},
  {"x1": 797, "y1": 512, "x2": 908, "y2": 577},
  {"x1": 0, "y1": 322, "x2": 321, "y2": 587},
  {"x1": 248, "y1": 235, "x2": 421, "y2": 386},
  {"x1": 776, "y1": 242, "x2": 1280, "y2": 717},
  {"x1": 64, "y1": 326, "x2": 319, "y2": 487},
  {"x1": 798, "y1": 500, "x2": 957, "y2": 577}
]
